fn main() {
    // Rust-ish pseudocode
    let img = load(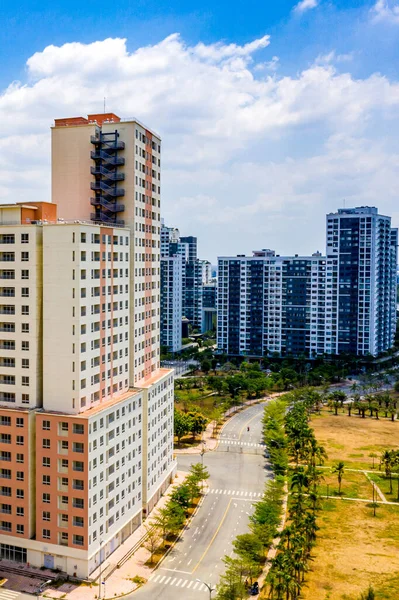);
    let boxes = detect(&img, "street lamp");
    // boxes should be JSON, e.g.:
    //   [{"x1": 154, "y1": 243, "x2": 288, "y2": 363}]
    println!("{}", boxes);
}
[{"x1": 196, "y1": 579, "x2": 216, "y2": 600}]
